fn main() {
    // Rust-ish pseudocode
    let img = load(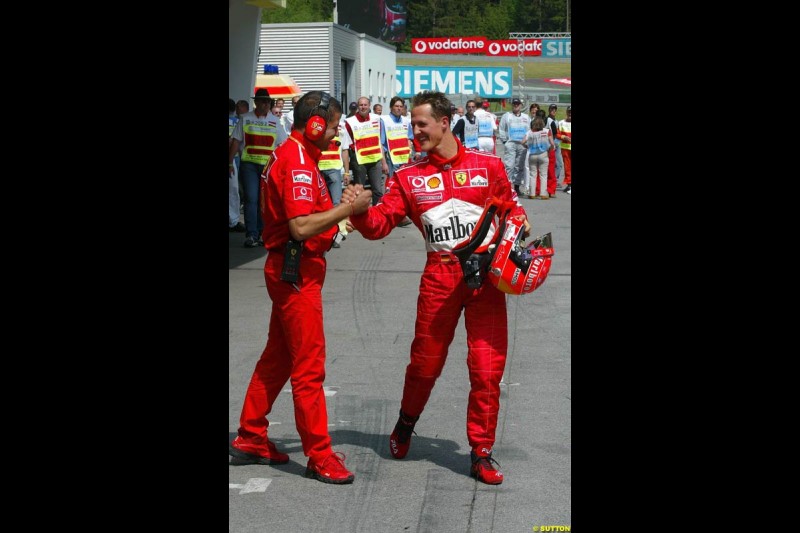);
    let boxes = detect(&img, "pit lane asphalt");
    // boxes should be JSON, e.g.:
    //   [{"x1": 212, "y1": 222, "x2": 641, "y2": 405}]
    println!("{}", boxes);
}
[{"x1": 228, "y1": 159, "x2": 571, "y2": 533}]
